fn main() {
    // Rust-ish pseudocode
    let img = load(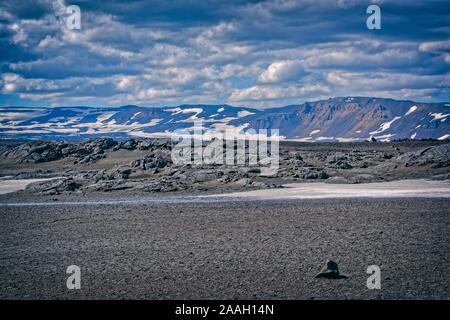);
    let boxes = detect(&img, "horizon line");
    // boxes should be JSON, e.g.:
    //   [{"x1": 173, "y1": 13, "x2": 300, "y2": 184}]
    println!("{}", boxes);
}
[{"x1": 2, "y1": 96, "x2": 450, "y2": 110}]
